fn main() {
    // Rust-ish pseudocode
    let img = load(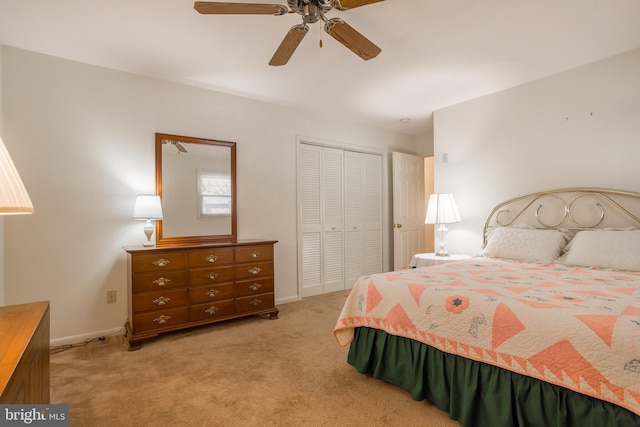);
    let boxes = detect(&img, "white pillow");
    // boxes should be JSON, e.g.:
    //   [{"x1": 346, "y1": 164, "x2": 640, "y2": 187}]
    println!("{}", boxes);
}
[
  {"x1": 481, "y1": 227, "x2": 569, "y2": 264},
  {"x1": 564, "y1": 230, "x2": 640, "y2": 271}
]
